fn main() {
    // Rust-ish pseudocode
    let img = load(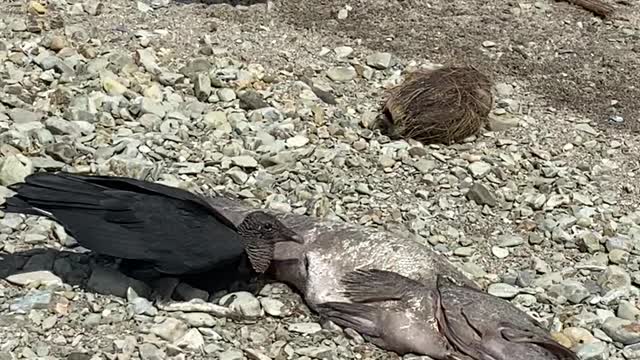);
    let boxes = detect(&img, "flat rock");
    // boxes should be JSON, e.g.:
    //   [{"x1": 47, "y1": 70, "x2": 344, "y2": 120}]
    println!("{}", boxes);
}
[
  {"x1": 5, "y1": 271, "x2": 63, "y2": 287},
  {"x1": 366, "y1": 52, "x2": 393, "y2": 69},
  {"x1": 326, "y1": 66, "x2": 357, "y2": 82},
  {"x1": 599, "y1": 265, "x2": 631, "y2": 291},
  {"x1": 468, "y1": 161, "x2": 492, "y2": 178},
  {"x1": 487, "y1": 283, "x2": 519, "y2": 298},
  {"x1": 288, "y1": 322, "x2": 322, "y2": 334},
  {"x1": 175, "y1": 328, "x2": 205, "y2": 351},
  {"x1": 466, "y1": 183, "x2": 497, "y2": 207},
  {"x1": 9, "y1": 290, "x2": 53, "y2": 314},
  {"x1": 7, "y1": 108, "x2": 44, "y2": 123},
  {"x1": 179, "y1": 312, "x2": 217, "y2": 327},
  {"x1": 219, "y1": 291, "x2": 263, "y2": 319},
  {"x1": 0, "y1": 154, "x2": 33, "y2": 186},
  {"x1": 231, "y1": 155, "x2": 258, "y2": 168},
  {"x1": 602, "y1": 317, "x2": 640, "y2": 345},
  {"x1": 238, "y1": 90, "x2": 269, "y2": 110},
  {"x1": 548, "y1": 280, "x2": 590, "y2": 304},
  {"x1": 139, "y1": 343, "x2": 166, "y2": 360},
  {"x1": 260, "y1": 298, "x2": 286, "y2": 317},
  {"x1": 150, "y1": 318, "x2": 188, "y2": 342},
  {"x1": 286, "y1": 135, "x2": 309, "y2": 148},
  {"x1": 219, "y1": 349, "x2": 244, "y2": 360},
  {"x1": 498, "y1": 234, "x2": 525, "y2": 247}
]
